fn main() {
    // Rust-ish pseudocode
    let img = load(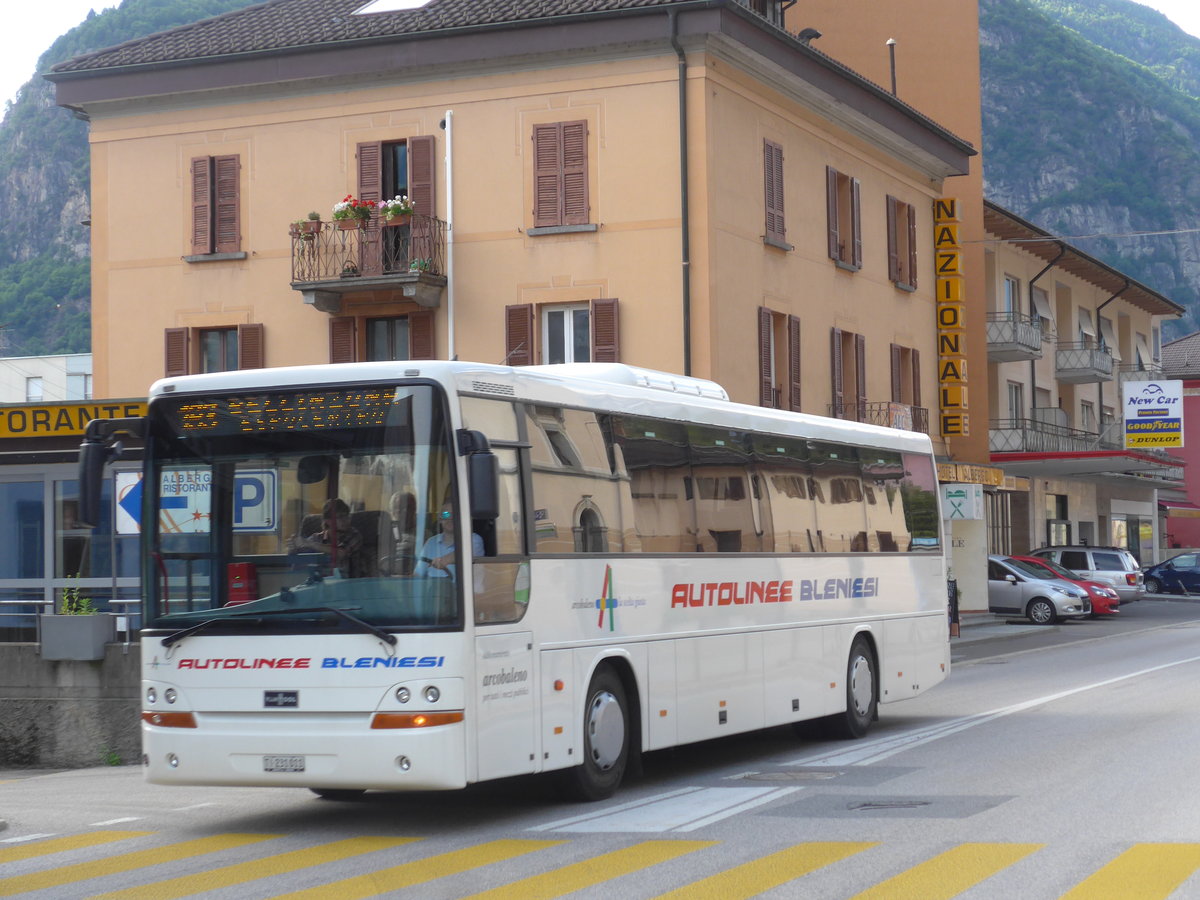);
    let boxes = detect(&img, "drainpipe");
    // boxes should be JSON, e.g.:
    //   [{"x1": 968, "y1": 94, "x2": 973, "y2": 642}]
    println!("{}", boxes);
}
[
  {"x1": 1095, "y1": 279, "x2": 1130, "y2": 437},
  {"x1": 443, "y1": 110, "x2": 455, "y2": 360},
  {"x1": 1027, "y1": 244, "x2": 1066, "y2": 414},
  {"x1": 669, "y1": 9, "x2": 692, "y2": 376}
]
